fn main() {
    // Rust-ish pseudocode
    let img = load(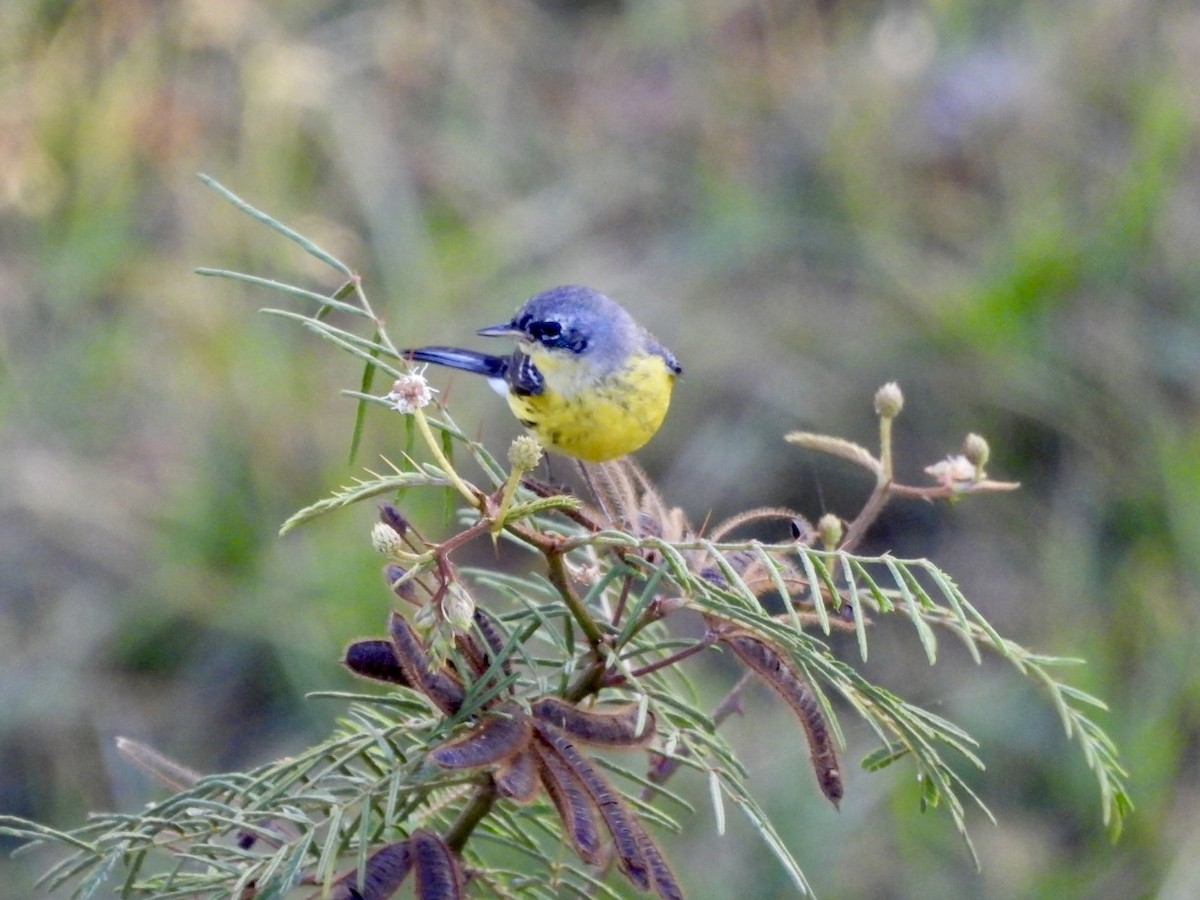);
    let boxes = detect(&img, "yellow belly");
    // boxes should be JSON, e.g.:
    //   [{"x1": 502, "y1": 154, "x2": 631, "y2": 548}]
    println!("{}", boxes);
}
[{"x1": 505, "y1": 352, "x2": 677, "y2": 463}]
